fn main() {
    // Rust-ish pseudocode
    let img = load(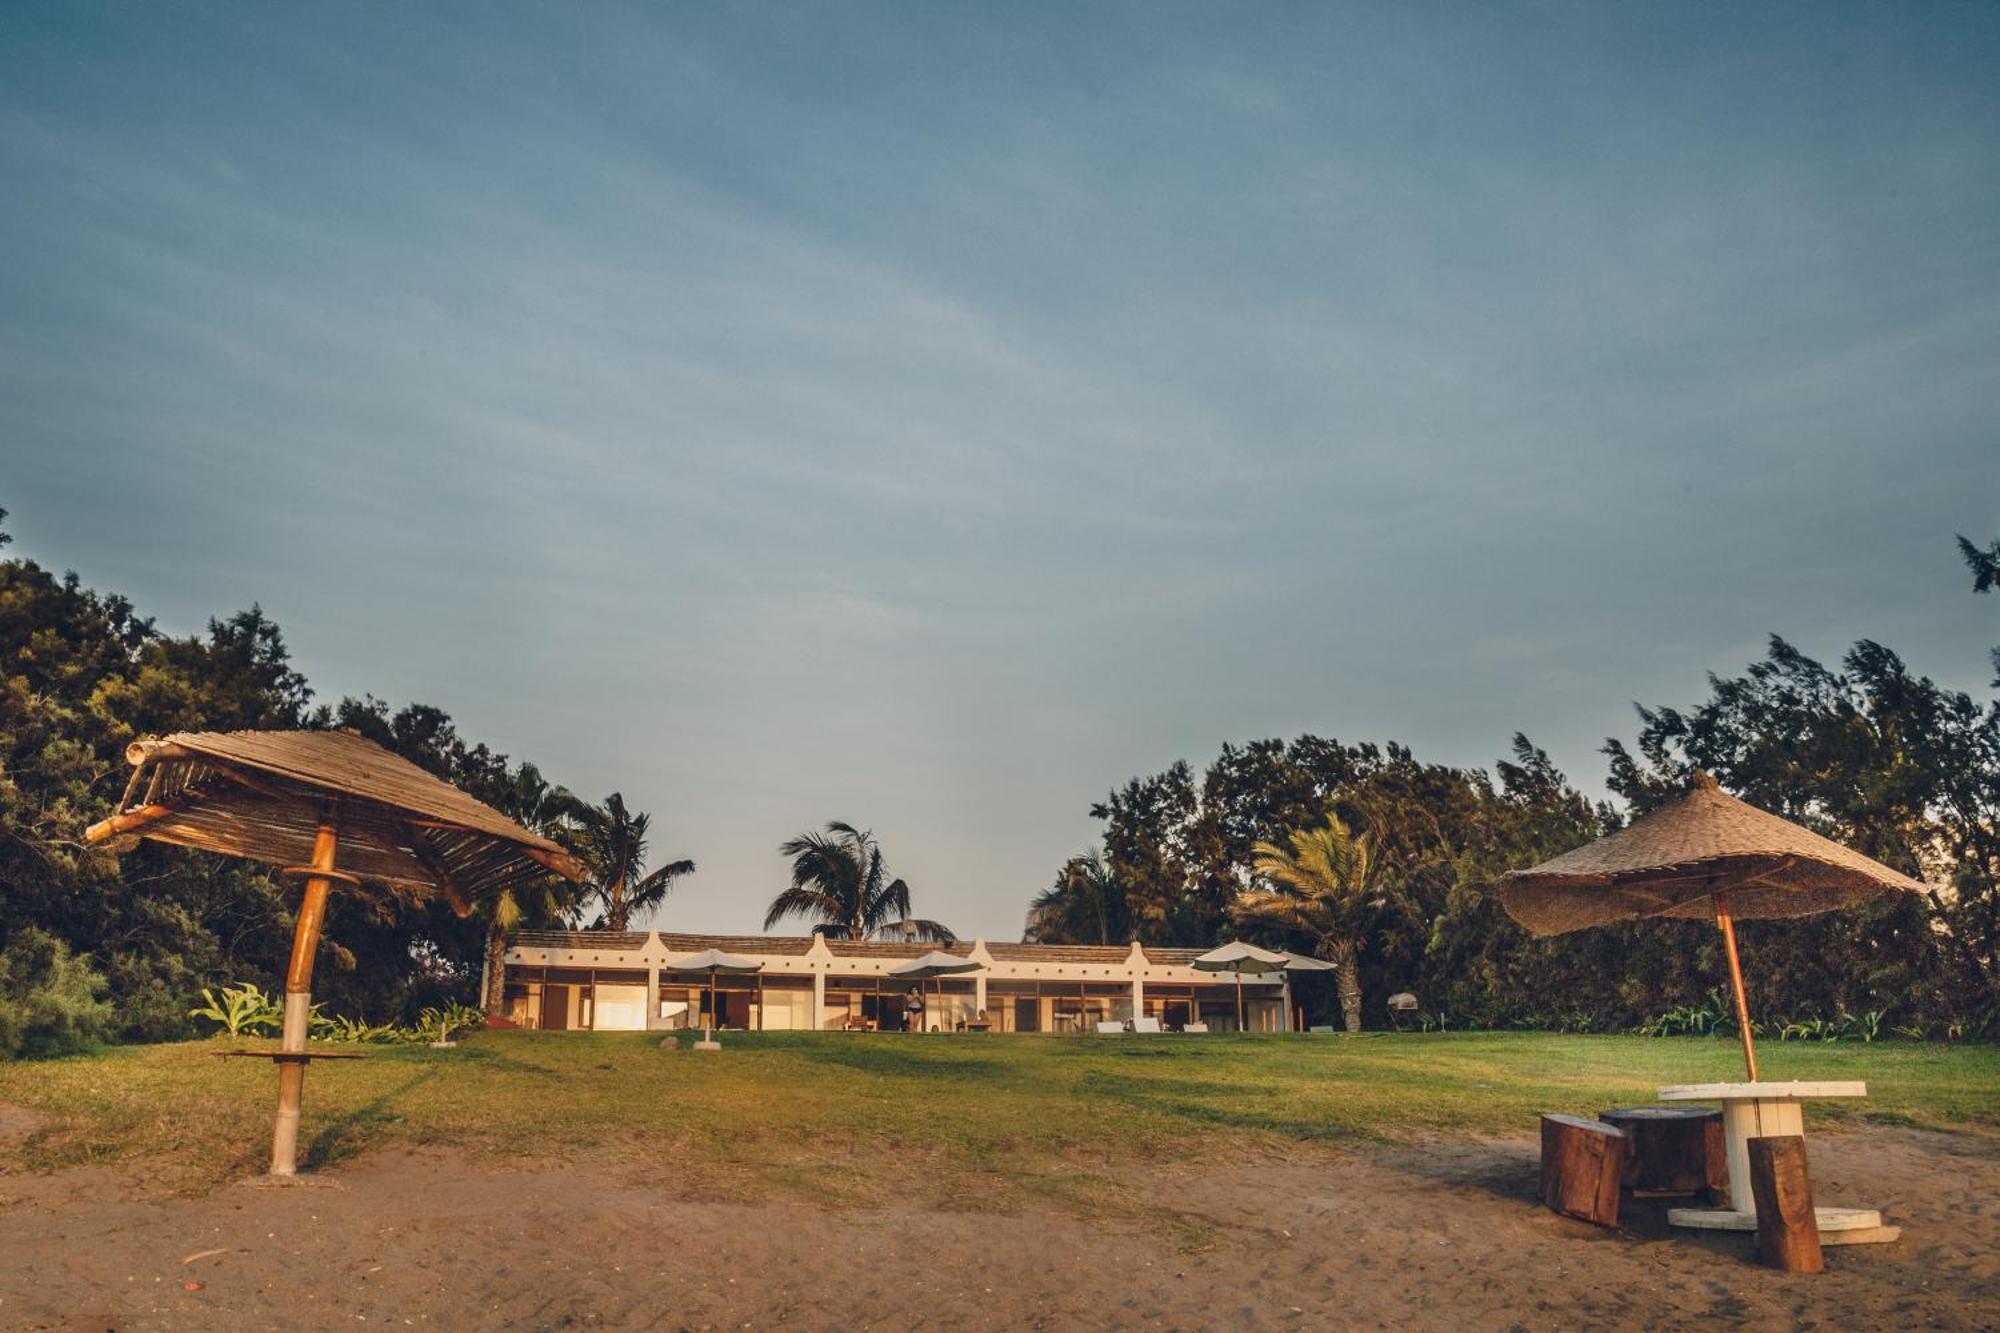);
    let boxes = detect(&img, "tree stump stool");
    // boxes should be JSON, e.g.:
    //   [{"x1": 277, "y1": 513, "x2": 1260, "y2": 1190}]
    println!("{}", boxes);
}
[
  {"x1": 1539, "y1": 1114, "x2": 1626, "y2": 1227},
  {"x1": 1599, "y1": 1105, "x2": 1728, "y2": 1200},
  {"x1": 1749, "y1": 1135, "x2": 1824, "y2": 1273}
]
